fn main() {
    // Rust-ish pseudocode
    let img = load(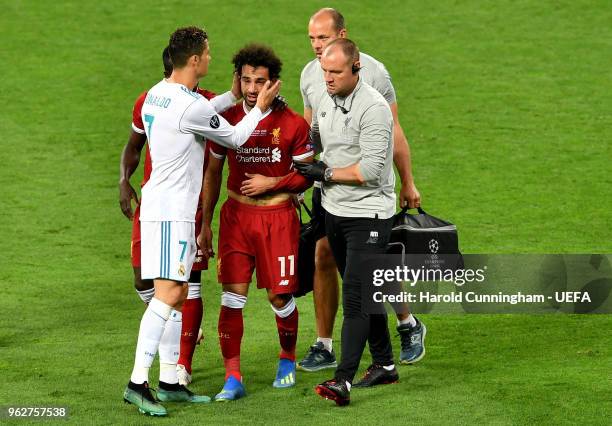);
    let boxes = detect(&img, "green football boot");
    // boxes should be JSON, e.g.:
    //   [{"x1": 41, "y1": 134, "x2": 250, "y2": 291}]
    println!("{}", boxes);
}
[
  {"x1": 156, "y1": 382, "x2": 211, "y2": 403},
  {"x1": 123, "y1": 382, "x2": 167, "y2": 417}
]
